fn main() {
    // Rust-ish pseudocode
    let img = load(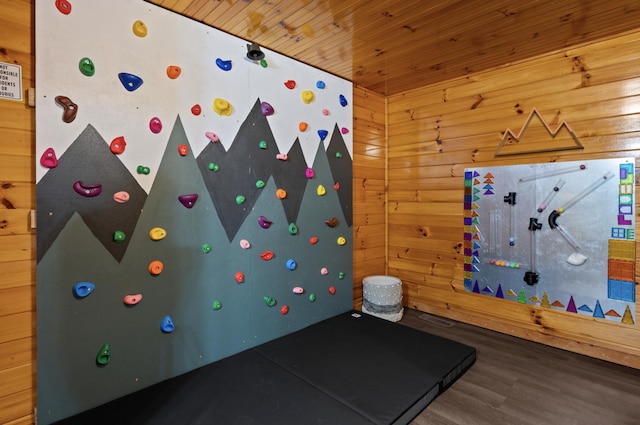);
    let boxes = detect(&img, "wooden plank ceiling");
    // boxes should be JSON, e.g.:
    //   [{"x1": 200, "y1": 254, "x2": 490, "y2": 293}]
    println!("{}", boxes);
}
[{"x1": 148, "y1": 0, "x2": 640, "y2": 95}]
